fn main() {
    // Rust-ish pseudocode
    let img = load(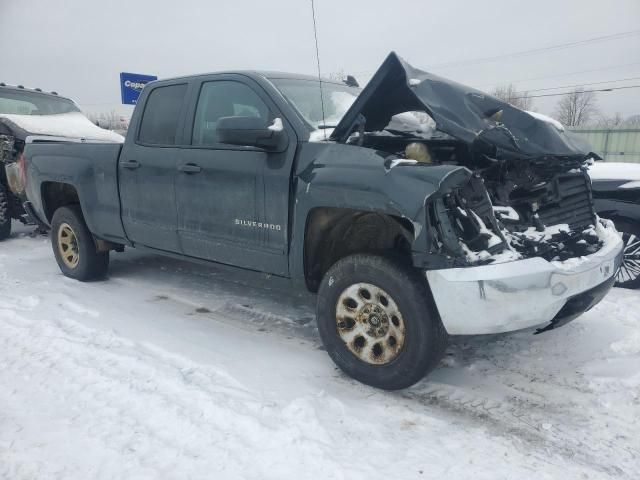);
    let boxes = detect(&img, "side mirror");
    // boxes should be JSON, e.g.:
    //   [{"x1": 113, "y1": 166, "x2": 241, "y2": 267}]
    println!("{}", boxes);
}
[{"x1": 216, "y1": 116, "x2": 286, "y2": 150}]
